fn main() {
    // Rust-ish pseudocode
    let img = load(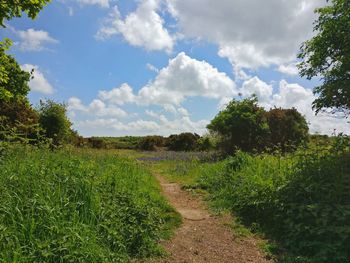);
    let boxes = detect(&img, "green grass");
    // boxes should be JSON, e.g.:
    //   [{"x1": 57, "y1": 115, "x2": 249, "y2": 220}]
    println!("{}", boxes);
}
[
  {"x1": 0, "y1": 145, "x2": 181, "y2": 262},
  {"x1": 149, "y1": 144, "x2": 350, "y2": 263}
]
